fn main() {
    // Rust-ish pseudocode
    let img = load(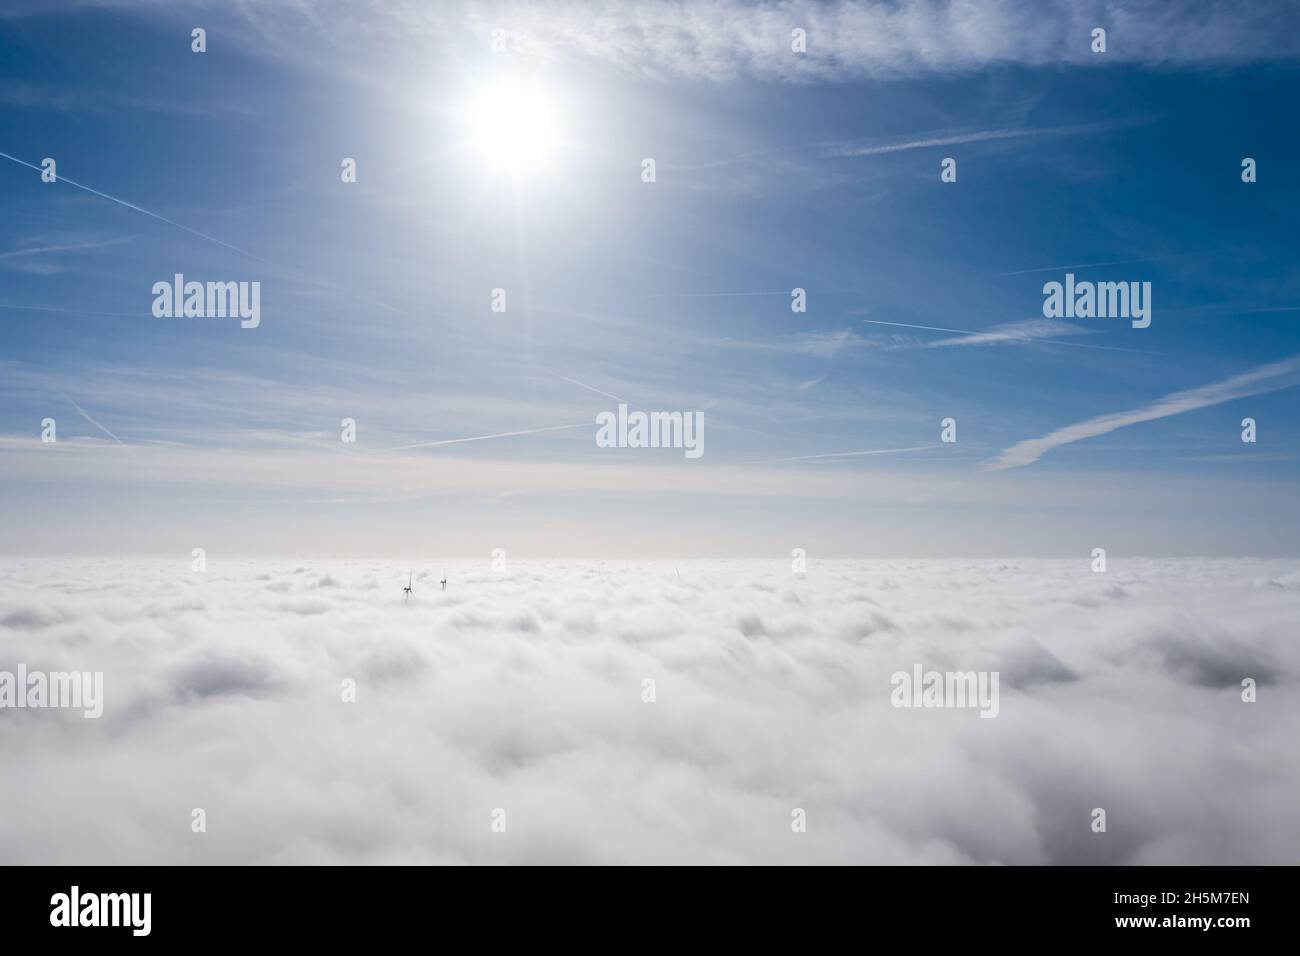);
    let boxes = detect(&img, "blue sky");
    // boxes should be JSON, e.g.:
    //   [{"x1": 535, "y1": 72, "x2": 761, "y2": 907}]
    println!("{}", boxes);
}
[{"x1": 2, "y1": 0, "x2": 1299, "y2": 557}]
